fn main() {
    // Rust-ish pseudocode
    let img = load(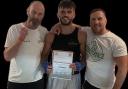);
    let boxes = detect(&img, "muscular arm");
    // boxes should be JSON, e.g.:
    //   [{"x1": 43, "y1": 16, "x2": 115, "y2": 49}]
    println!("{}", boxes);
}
[
  {"x1": 113, "y1": 55, "x2": 128, "y2": 89},
  {"x1": 41, "y1": 32, "x2": 55, "y2": 63},
  {"x1": 78, "y1": 29, "x2": 87, "y2": 65}
]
